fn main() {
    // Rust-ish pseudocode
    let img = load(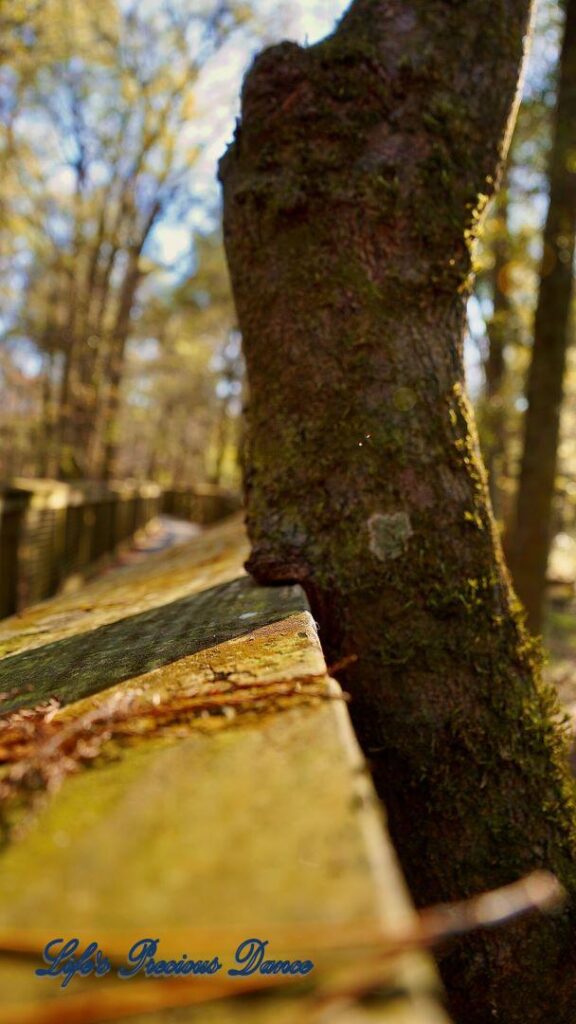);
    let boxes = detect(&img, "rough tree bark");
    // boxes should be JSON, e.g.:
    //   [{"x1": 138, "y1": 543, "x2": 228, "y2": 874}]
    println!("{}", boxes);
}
[
  {"x1": 219, "y1": 2, "x2": 576, "y2": 1023},
  {"x1": 507, "y1": 0, "x2": 576, "y2": 633}
]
